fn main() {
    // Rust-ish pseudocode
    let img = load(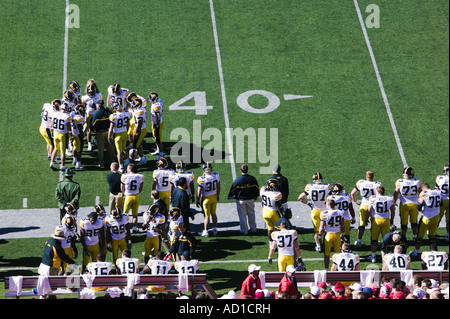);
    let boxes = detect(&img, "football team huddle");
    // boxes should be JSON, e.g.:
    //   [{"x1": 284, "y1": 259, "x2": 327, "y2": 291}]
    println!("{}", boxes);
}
[{"x1": 38, "y1": 80, "x2": 449, "y2": 294}]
